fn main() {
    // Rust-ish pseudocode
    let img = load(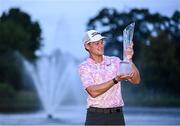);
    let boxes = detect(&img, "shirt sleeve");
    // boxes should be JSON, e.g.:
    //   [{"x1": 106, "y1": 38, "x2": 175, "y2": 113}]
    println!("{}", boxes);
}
[{"x1": 78, "y1": 64, "x2": 95, "y2": 89}]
